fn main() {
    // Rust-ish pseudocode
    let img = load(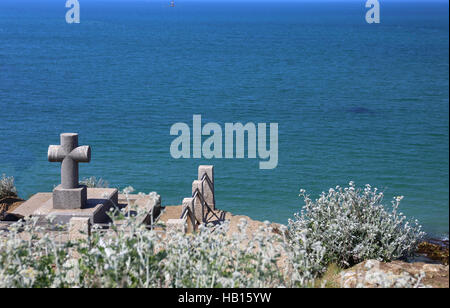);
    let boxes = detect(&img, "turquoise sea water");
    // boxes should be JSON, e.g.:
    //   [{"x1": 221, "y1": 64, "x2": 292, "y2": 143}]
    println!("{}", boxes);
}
[{"x1": 0, "y1": 1, "x2": 448, "y2": 238}]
